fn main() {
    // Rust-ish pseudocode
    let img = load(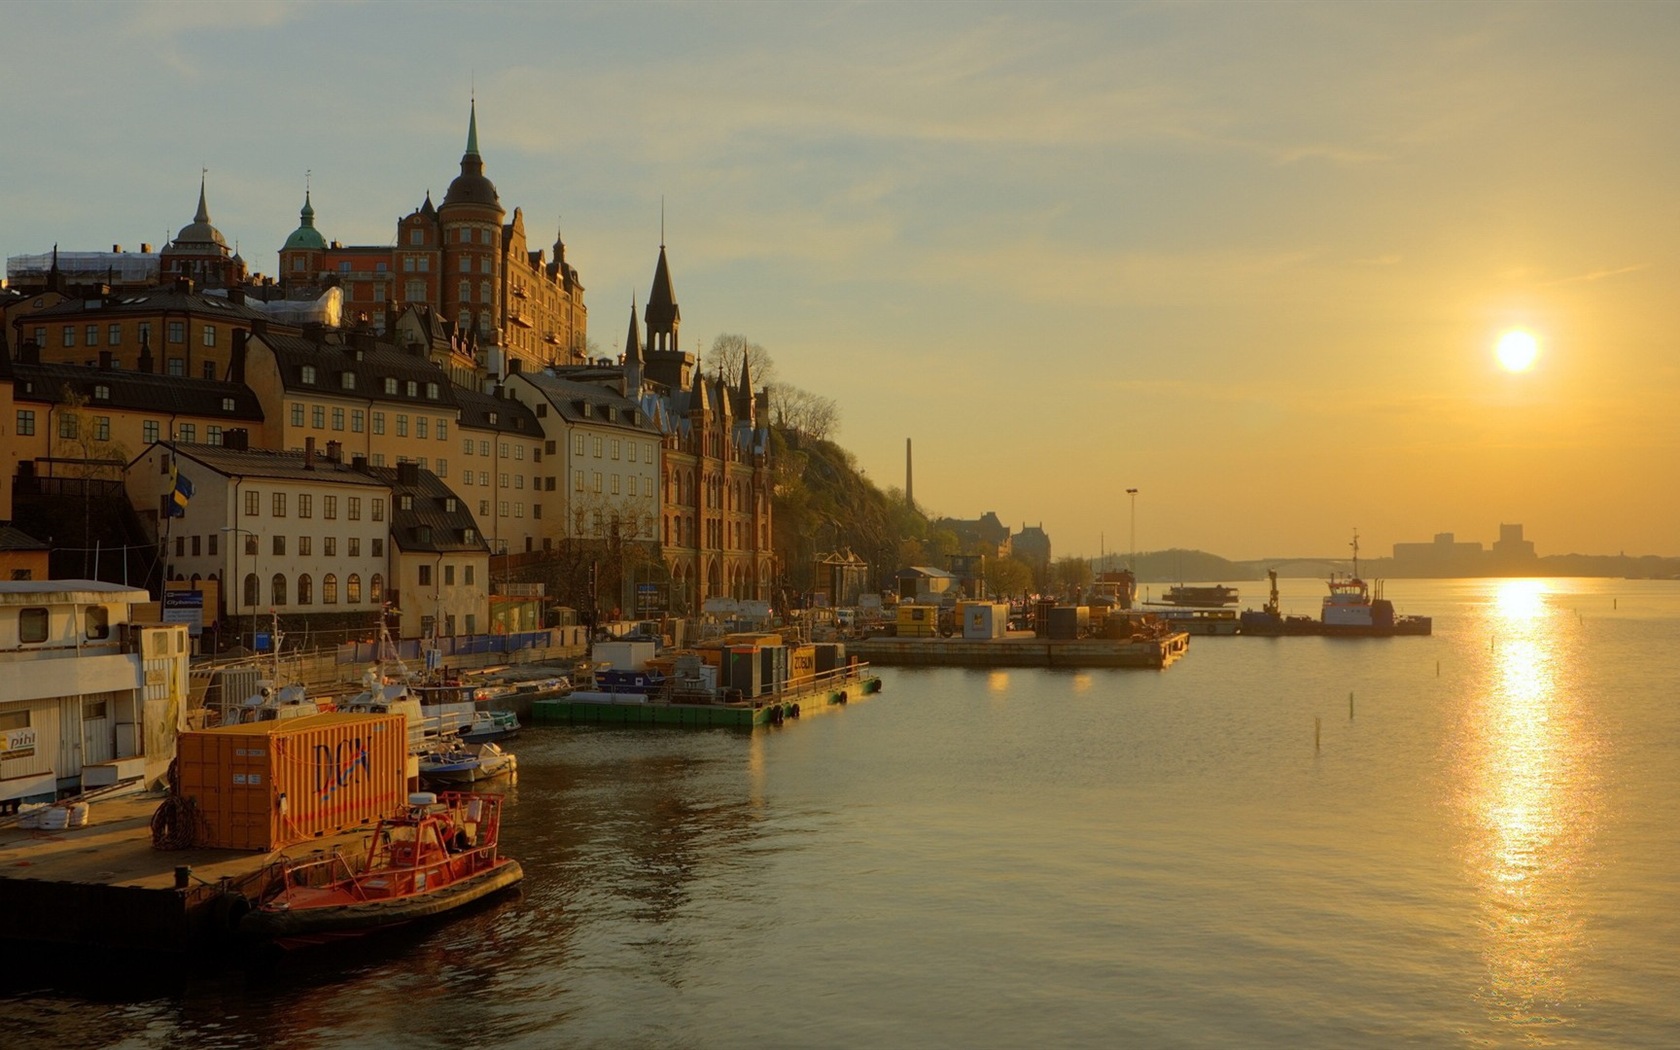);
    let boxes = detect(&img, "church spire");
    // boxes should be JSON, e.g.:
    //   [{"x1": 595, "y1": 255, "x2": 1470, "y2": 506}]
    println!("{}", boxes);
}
[
  {"x1": 624, "y1": 294, "x2": 642, "y2": 364},
  {"x1": 466, "y1": 99, "x2": 480, "y2": 157},
  {"x1": 644, "y1": 244, "x2": 680, "y2": 352},
  {"x1": 195, "y1": 171, "x2": 211, "y2": 224}
]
